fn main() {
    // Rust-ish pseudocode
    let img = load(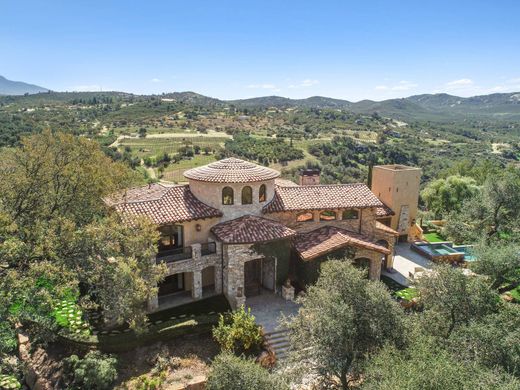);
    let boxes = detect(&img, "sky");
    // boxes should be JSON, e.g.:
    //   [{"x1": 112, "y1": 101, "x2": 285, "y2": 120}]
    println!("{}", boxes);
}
[{"x1": 1, "y1": 0, "x2": 520, "y2": 101}]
